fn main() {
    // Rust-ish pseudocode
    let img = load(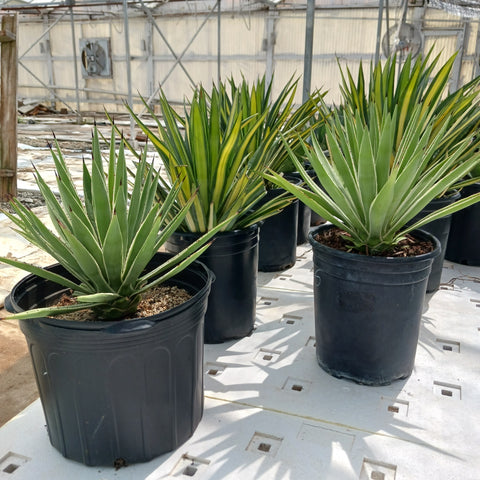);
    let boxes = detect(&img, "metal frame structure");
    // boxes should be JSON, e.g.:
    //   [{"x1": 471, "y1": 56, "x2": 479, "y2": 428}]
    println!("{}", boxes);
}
[
  {"x1": 3, "y1": 0, "x2": 224, "y2": 115},
  {"x1": 2, "y1": 0, "x2": 480, "y2": 114}
]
